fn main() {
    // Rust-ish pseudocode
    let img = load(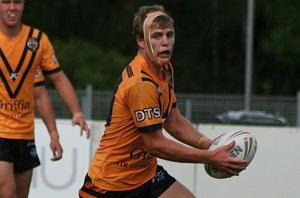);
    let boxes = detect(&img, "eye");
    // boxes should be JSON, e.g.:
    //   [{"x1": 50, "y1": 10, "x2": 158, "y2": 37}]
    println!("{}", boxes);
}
[
  {"x1": 1, "y1": 0, "x2": 10, "y2": 4},
  {"x1": 151, "y1": 33, "x2": 162, "y2": 39},
  {"x1": 166, "y1": 32, "x2": 174, "y2": 39},
  {"x1": 0, "y1": 0, "x2": 22, "y2": 4}
]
